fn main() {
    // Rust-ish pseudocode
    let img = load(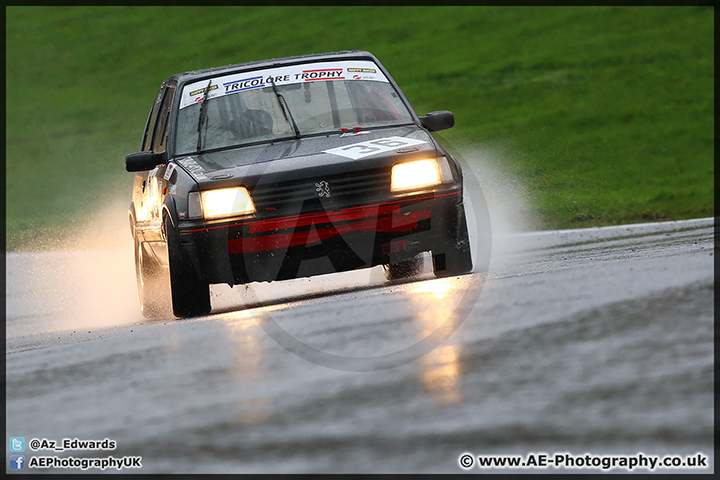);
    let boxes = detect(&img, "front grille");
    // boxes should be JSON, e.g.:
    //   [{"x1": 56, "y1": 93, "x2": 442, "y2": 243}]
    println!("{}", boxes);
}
[{"x1": 251, "y1": 168, "x2": 391, "y2": 212}]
